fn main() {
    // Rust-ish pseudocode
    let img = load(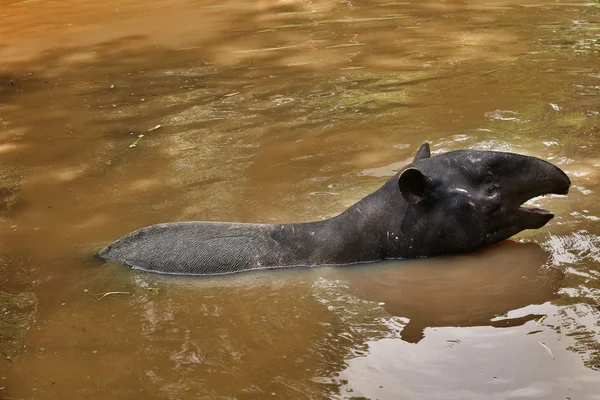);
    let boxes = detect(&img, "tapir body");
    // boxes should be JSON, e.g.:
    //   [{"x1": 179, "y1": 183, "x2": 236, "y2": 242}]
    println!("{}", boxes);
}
[{"x1": 98, "y1": 143, "x2": 570, "y2": 275}]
